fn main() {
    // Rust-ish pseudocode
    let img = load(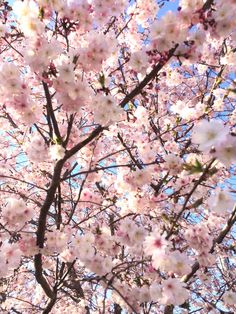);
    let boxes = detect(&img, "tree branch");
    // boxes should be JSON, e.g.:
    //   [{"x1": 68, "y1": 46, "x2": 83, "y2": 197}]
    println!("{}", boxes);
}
[
  {"x1": 42, "y1": 81, "x2": 62, "y2": 143},
  {"x1": 34, "y1": 126, "x2": 104, "y2": 304},
  {"x1": 182, "y1": 204, "x2": 236, "y2": 283},
  {"x1": 118, "y1": 45, "x2": 179, "y2": 108}
]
